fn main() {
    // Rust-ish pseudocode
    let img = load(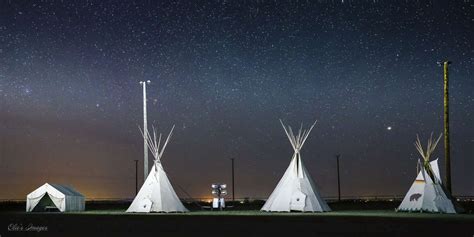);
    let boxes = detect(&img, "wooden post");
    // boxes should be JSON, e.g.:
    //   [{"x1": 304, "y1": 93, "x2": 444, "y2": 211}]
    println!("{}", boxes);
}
[
  {"x1": 134, "y1": 160, "x2": 139, "y2": 195},
  {"x1": 336, "y1": 154, "x2": 341, "y2": 202},
  {"x1": 443, "y1": 61, "x2": 452, "y2": 193},
  {"x1": 231, "y1": 158, "x2": 235, "y2": 202}
]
